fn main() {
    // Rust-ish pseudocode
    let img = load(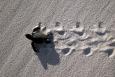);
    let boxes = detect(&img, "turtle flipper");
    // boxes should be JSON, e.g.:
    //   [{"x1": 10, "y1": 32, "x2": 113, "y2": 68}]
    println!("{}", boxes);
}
[
  {"x1": 25, "y1": 34, "x2": 33, "y2": 40},
  {"x1": 33, "y1": 22, "x2": 41, "y2": 32}
]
